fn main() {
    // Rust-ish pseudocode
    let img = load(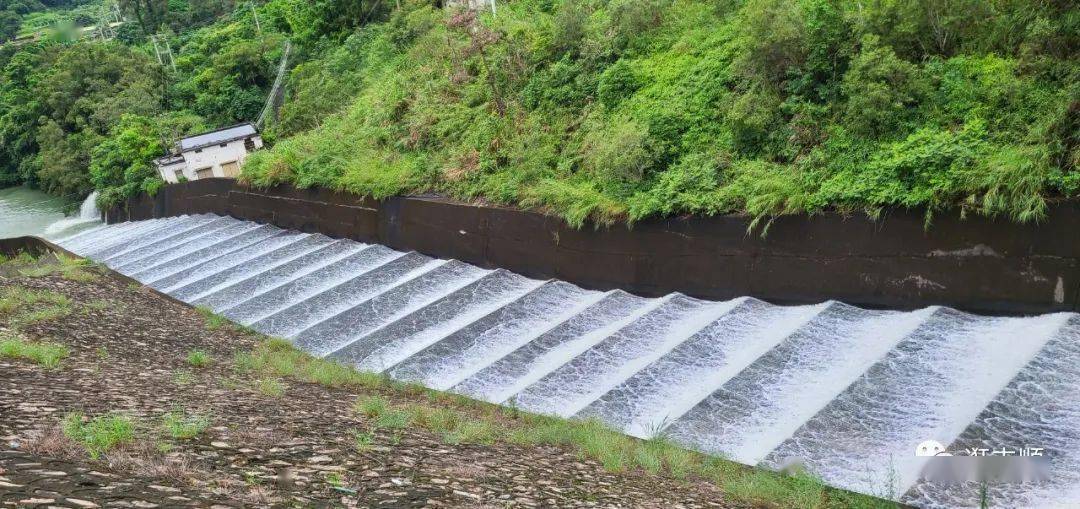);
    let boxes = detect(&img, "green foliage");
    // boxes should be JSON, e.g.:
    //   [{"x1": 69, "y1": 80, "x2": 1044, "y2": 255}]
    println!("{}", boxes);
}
[
  {"x1": 0, "y1": 0, "x2": 276, "y2": 205},
  {"x1": 840, "y1": 35, "x2": 922, "y2": 137},
  {"x1": 1, "y1": 0, "x2": 1077, "y2": 230},
  {"x1": 240, "y1": 0, "x2": 1078, "y2": 227},
  {"x1": 0, "y1": 333, "x2": 69, "y2": 368},
  {"x1": 89, "y1": 114, "x2": 164, "y2": 206},
  {"x1": 0, "y1": 40, "x2": 162, "y2": 197},
  {"x1": 597, "y1": 59, "x2": 639, "y2": 110},
  {"x1": 196, "y1": 305, "x2": 228, "y2": 329},
  {"x1": 185, "y1": 349, "x2": 211, "y2": 368},
  {"x1": 61, "y1": 411, "x2": 136, "y2": 459},
  {"x1": 354, "y1": 394, "x2": 388, "y2": 418},
  {"x1": 171, "y1": 19, "x2": 285, "y2": 125},
  {"x1": 0, "y1": 285, "x2": 72, "y2": 327},
  {"x1": 17, "y1": 252, "x2": 98, "y2": 281},
  {"x1": 90, "y1": 112, "x2": 205, "y2": 208},
  {"x1": 161, "y1": 409, "x2": 210, "y2": 440},
  {"x1": 0, "y1": 9, "x2": 20, "y2": 41},
  {"x1": 270, "y1": 0, "x2": 391, "y2": 47},
  {"x1": 253, "y1": 377, "x2": 285, "y2": 397}
]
